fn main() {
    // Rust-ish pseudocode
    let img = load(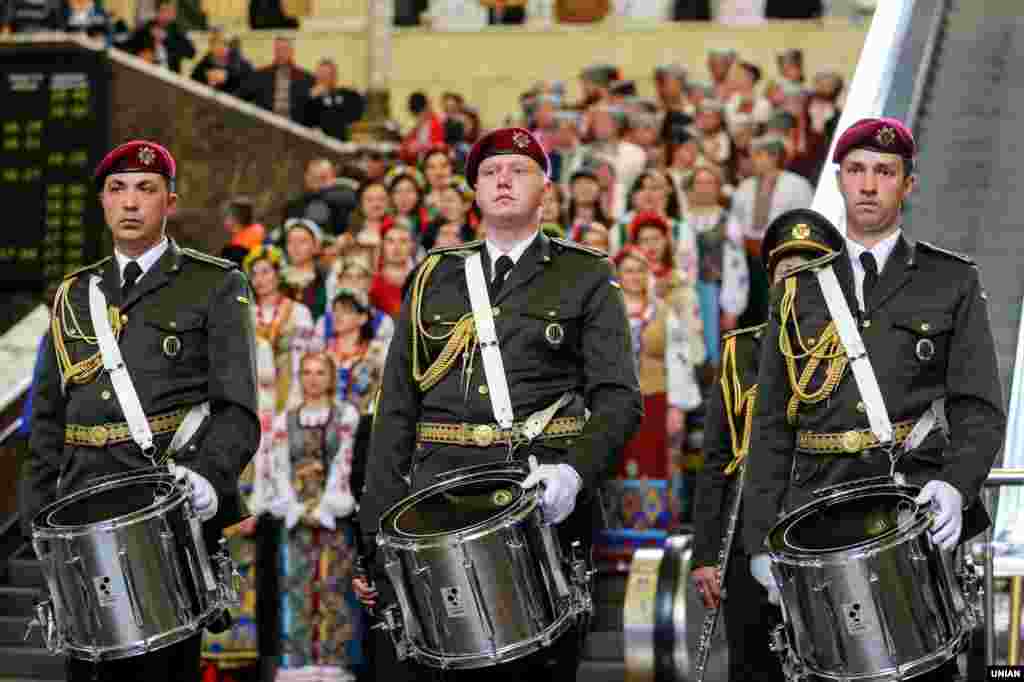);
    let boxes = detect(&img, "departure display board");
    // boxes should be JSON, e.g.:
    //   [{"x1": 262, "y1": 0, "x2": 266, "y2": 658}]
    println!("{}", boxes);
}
[{"x1": 0, "y1": 44, "x2": 109, "y2": 292}]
